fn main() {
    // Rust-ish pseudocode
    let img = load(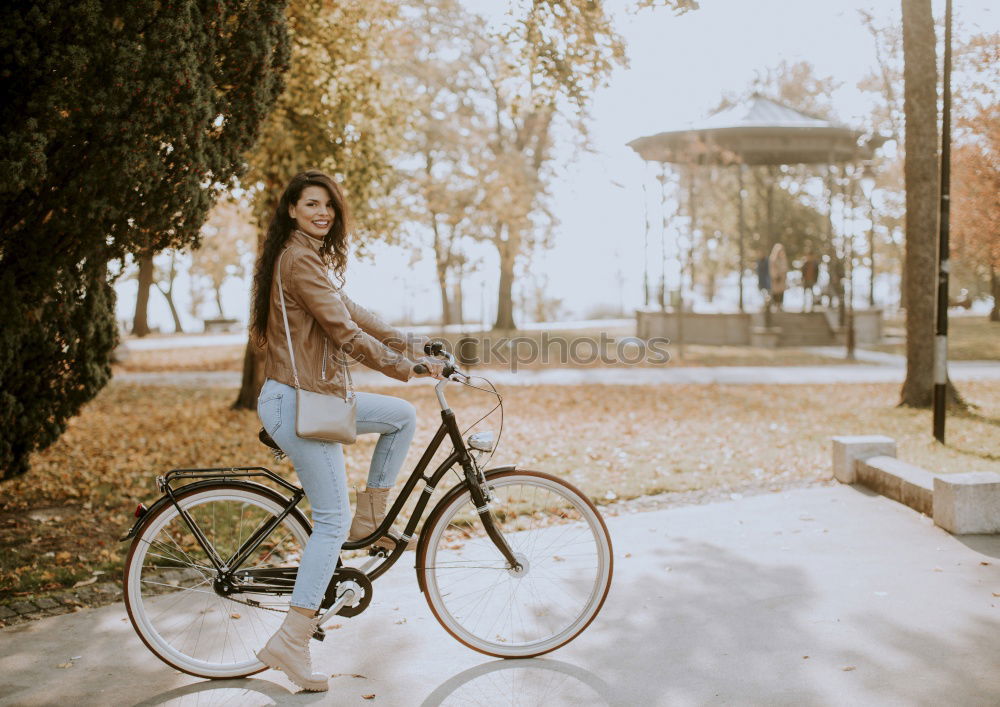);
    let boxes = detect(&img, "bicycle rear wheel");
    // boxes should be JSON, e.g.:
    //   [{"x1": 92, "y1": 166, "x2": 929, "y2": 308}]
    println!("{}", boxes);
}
[
  {"x1": 123, "y1": 483, "x2": 310, "y2": 679},
  {"x1": 417, "y1": 469, "x2": 613, "y2": 658}
]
